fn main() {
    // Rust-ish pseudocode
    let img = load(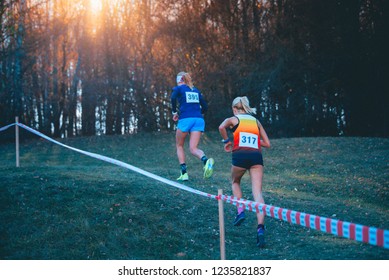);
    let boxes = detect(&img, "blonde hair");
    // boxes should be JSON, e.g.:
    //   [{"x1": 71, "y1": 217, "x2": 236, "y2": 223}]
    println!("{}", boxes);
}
[
  {"x1": 232, "y1": 96, "x2": 257, "y2": 115},
  {"x1": 177, "y1": 71, "x2": 194, "y2": 89}
]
